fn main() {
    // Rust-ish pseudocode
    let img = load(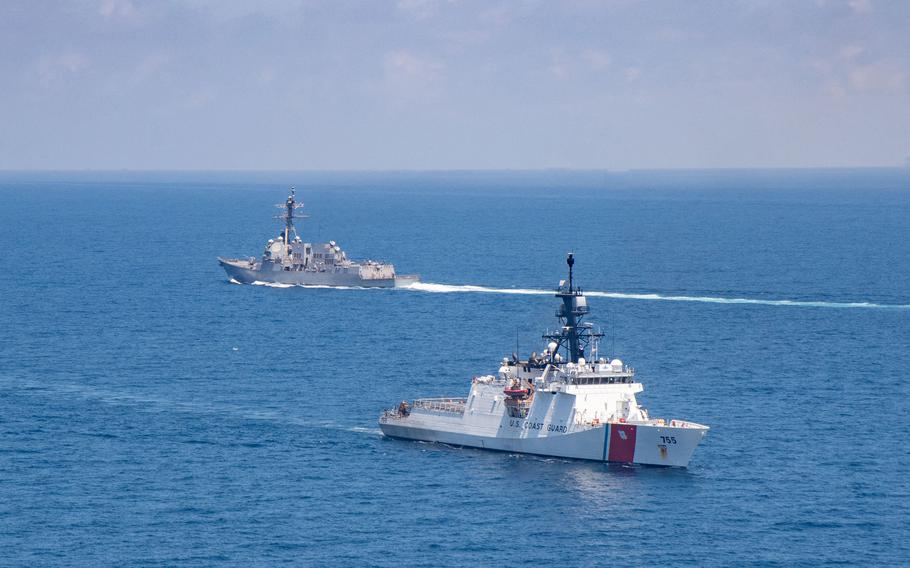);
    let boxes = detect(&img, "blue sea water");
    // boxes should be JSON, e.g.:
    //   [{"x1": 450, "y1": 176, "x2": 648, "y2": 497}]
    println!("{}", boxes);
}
[{"x1": 1, "y1": 169, "x2": 909, "y2": 566}]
